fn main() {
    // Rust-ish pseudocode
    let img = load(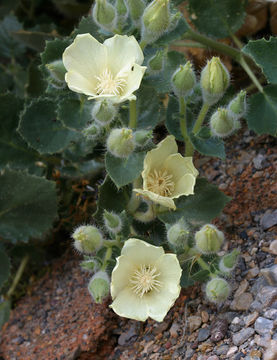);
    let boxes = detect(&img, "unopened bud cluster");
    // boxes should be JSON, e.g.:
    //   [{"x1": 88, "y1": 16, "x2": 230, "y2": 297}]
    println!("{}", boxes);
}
[
  {"x1": 88, "y1": 271, "x2": 110, "y2": 303},
  {"x1": 72, "y1": 225, "x2": 103, "y2": 254},
  {"x1": 171, "y1": 61, "x2": 196, "y2": 98}
]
